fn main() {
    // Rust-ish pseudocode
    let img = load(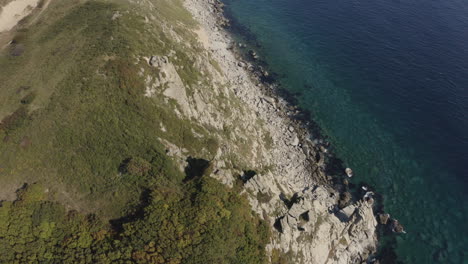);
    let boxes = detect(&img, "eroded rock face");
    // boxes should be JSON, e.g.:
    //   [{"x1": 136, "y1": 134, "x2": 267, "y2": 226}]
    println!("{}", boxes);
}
[
  {"x1": 135, "y1": 0, "x2": 381, "y2": 262},
  {"x1": 243, "y1": 176, "x2": 378, "y2": 264},
  {"x1": 145, "y1": 55, "x2": 193, "y2": 116}
]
